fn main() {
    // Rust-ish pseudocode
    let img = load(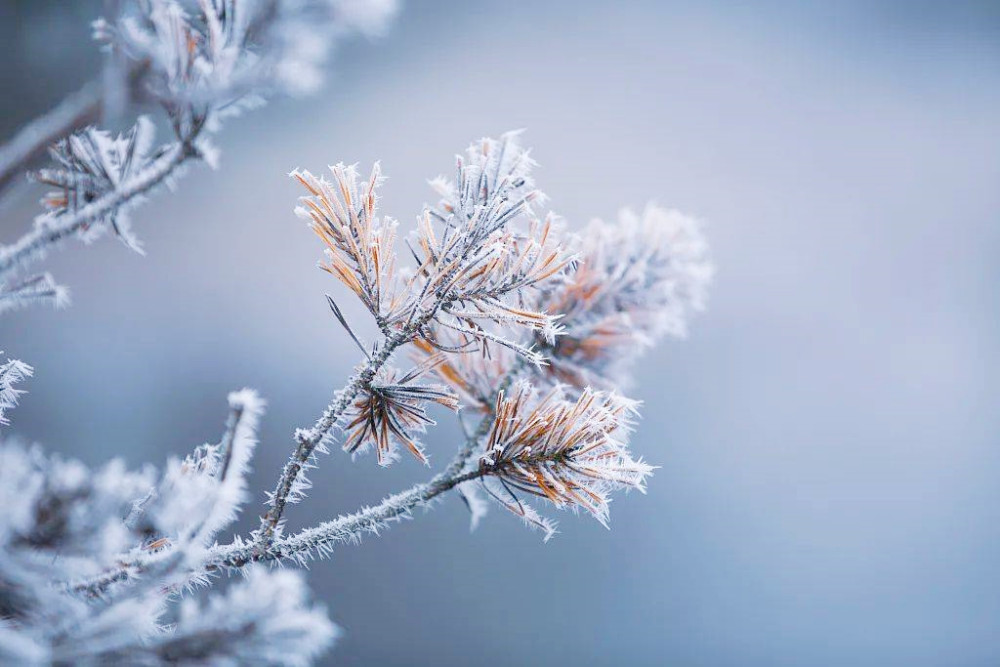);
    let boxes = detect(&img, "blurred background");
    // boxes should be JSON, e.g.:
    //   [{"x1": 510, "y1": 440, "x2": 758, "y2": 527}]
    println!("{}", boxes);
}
[{"x1": 2, "y1": 1, "x2": 999, "y2": 664}]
